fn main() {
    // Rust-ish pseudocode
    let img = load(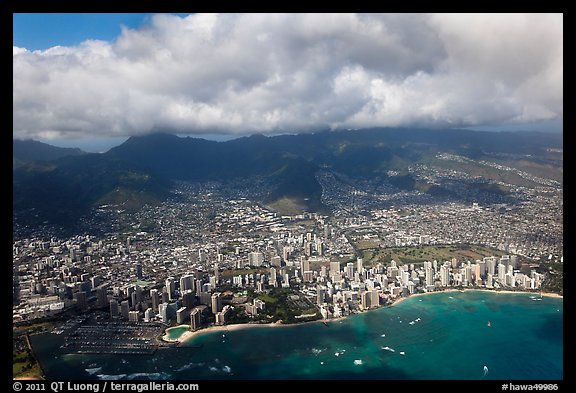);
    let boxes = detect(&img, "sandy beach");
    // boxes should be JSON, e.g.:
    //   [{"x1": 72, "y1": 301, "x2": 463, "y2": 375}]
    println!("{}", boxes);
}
[
  {"x1": 163, "y1": 288, "x2": 562, "y2": 344},
  {"x1": 163, "y1": 320, "x2": 288, "y2": 345}
]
